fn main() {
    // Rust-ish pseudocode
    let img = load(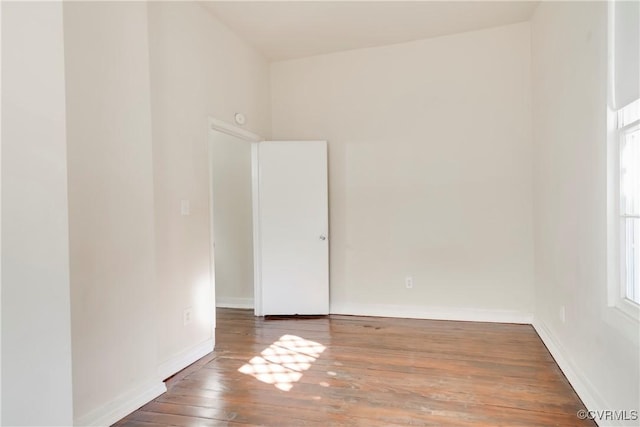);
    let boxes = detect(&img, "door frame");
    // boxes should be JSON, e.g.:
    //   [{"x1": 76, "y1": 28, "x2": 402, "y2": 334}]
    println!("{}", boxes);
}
[{"x1": 207, "y1": 117, "x2": 262, "y2": 322}]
